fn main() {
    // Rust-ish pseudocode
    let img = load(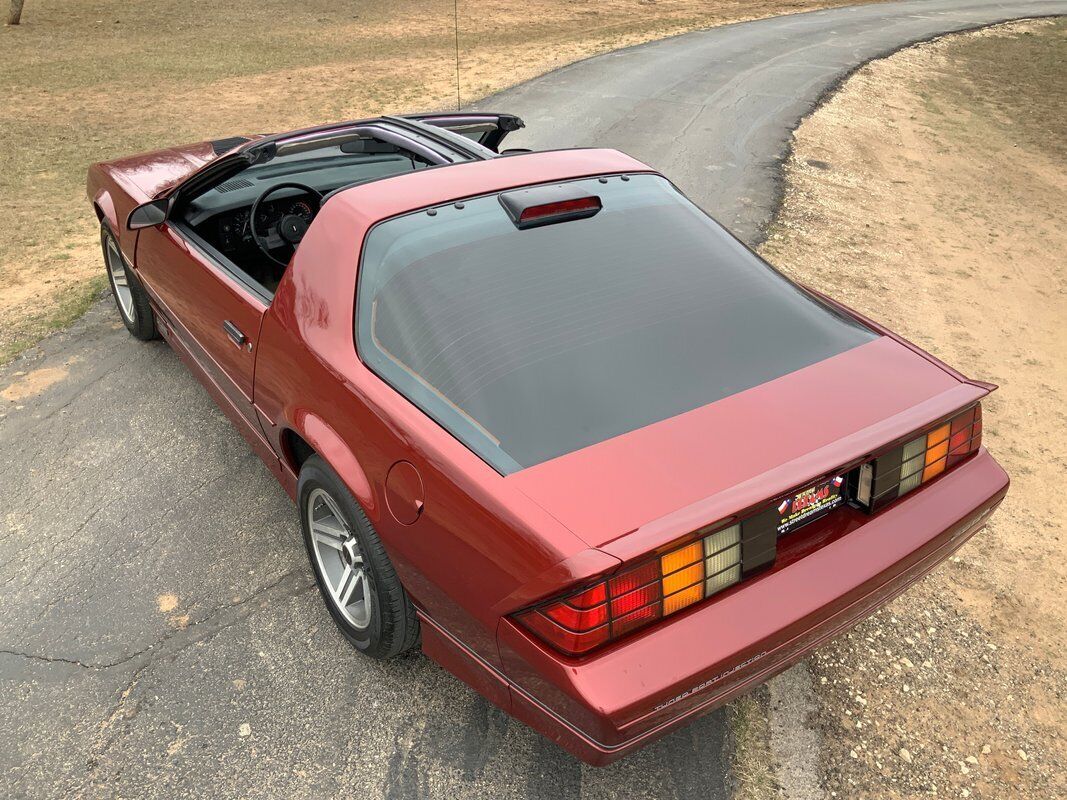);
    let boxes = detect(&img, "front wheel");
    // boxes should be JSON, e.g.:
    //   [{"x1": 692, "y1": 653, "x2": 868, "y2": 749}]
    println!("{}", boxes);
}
[
  {"x1": 298, "y1": 456, "x2": 419, "y2": 659},
  {"x1": 101, "y1": 224, "x2": 157, "y2": 340}
]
